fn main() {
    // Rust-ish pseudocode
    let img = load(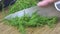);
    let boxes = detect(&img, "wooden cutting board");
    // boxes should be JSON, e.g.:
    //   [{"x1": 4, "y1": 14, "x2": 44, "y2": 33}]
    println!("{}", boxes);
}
[{"x1": 0, "y1": 4, "x2": 60, "y2": 34}]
